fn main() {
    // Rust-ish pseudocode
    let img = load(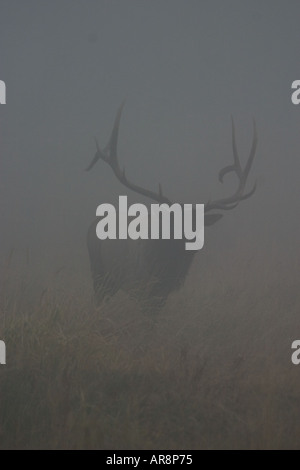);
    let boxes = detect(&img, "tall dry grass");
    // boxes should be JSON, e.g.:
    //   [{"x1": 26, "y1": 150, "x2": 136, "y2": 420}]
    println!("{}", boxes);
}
[{"x1": 0, "y1": 245, "x2": 300, "y2": 449}]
